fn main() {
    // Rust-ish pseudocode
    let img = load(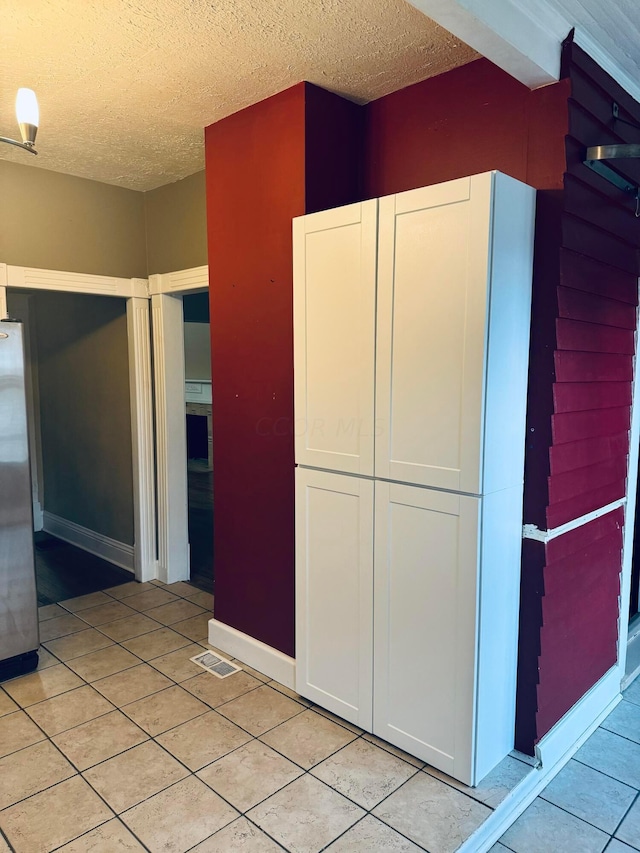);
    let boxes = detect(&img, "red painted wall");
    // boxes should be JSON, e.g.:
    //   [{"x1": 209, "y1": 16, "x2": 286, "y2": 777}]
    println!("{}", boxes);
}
[
  {"x1": 205, "y1": 84, "x2": 362, "y2": 656},
  {"x1": 205, "y1": 85, "x2": 305, "y2": 657},
  {"x1": 206, "y1": 62, "x2": 570, "y2": 659},
  {"x1": 364, "y1": 58, "x2": 569, "y2": 198}
]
